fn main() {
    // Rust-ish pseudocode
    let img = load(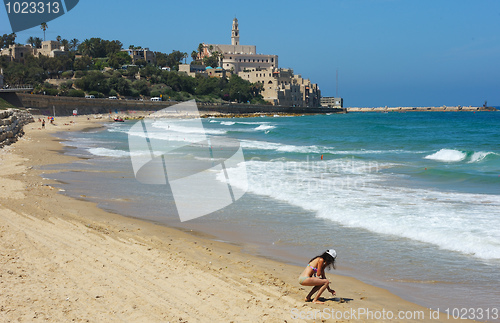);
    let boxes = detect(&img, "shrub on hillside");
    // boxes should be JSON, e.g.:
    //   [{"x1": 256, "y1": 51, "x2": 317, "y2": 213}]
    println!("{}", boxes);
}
[
  {"x1": 61, "y1": 71, "x2": 74, "y2": 79},
  {"x1": 68, "y1": 89, "x2": 85, "y2": 97}
]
